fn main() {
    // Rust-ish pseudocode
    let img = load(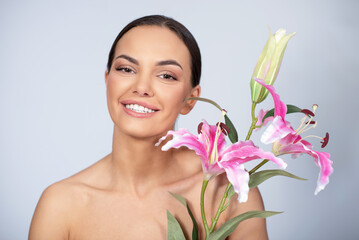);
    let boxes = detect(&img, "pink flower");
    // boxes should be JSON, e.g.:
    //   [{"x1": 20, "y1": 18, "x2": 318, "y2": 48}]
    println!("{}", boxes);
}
[
  {"x1": 156, "y1": 118, "x2": 287, "y2": 203},
  {"x1": 255, "y1": 78, "x2": 333, "y2": 195}
]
